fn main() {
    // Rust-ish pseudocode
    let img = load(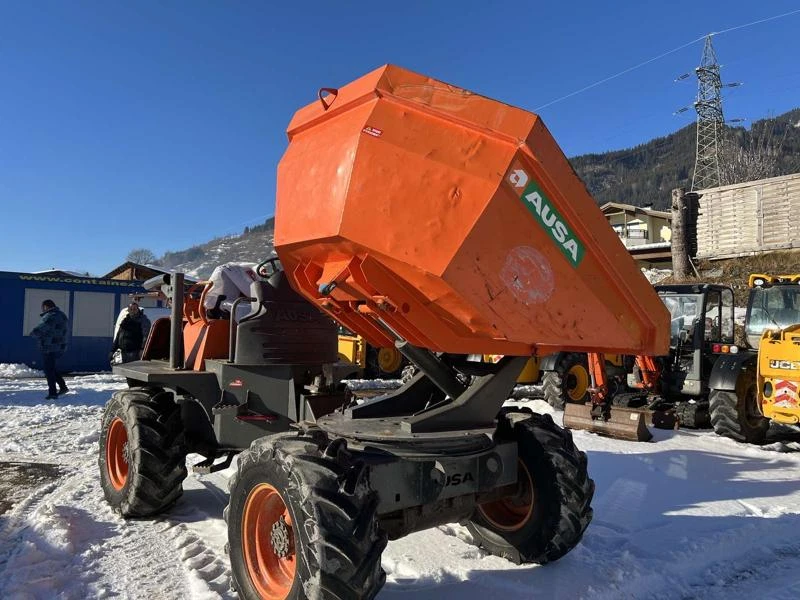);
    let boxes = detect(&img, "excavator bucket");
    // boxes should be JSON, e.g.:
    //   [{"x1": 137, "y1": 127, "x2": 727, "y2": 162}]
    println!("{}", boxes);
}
[{"x1": 564, "y1": 403, "x2": 653, "y2": 442}]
